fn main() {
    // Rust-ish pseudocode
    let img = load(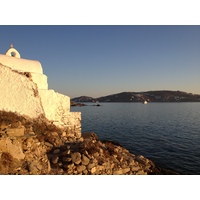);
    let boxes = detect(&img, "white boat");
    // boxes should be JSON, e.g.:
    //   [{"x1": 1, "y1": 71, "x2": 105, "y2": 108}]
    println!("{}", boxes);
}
[{"x1": 143, "y1": 100, "x2": 148, "y2": 104}]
